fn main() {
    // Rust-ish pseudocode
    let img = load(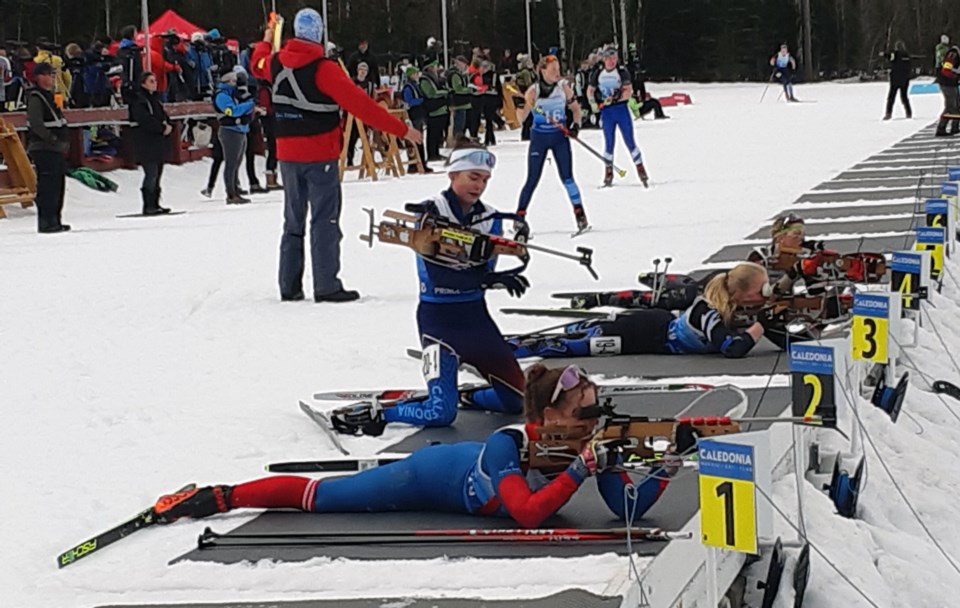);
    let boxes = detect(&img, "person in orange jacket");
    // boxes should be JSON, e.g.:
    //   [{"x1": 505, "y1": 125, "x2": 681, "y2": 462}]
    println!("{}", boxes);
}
[{"x1": 146, "y1": 35, "x2": 179, "y2": 103}]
